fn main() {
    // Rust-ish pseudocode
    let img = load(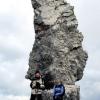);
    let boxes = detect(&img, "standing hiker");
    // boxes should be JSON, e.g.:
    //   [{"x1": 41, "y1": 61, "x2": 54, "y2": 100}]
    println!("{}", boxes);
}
[
  {"x1": 30, "y1": 70, "x2": 45, "y2": 100},
  {"x1": 53, "y1": 80, "x2": 65, "y2": 100}
]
